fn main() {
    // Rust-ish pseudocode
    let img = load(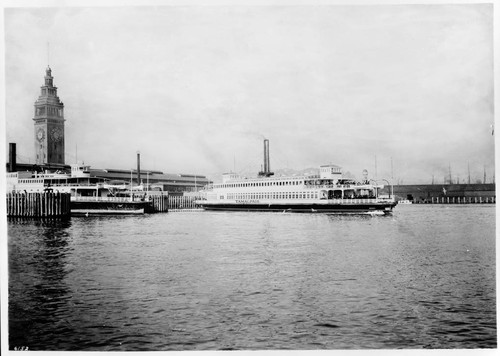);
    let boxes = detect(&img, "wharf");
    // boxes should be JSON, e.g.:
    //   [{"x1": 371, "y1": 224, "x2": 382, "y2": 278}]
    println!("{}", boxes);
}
[{"x1": 381, "y1": 183, "x2": 495, "y2": 204}]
